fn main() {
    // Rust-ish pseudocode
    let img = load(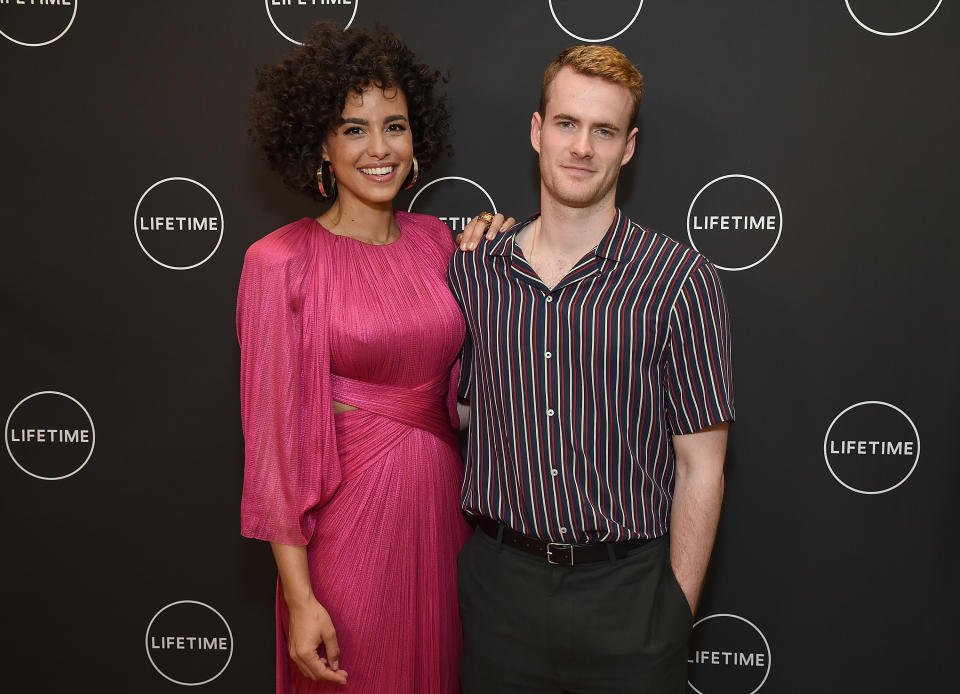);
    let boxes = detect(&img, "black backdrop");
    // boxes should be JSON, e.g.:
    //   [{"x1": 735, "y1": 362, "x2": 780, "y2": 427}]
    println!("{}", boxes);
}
[{"x1": 2, "y1": 2, "x2": 958, "y2": 692}]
